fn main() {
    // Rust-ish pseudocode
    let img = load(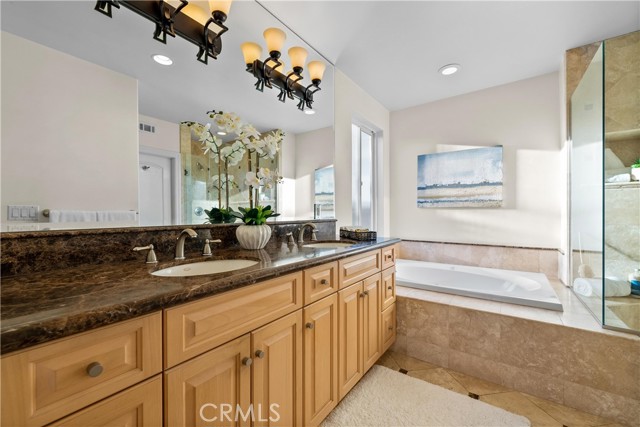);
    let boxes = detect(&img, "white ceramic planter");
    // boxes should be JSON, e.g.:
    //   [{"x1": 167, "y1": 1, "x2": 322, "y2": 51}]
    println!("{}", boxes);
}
[
  {"x1": 235, "y1": 224, "x2": 272, "y2": 250},
  {"x1": 631, "y1": 167, "x2": 640, "y2": 181}
]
